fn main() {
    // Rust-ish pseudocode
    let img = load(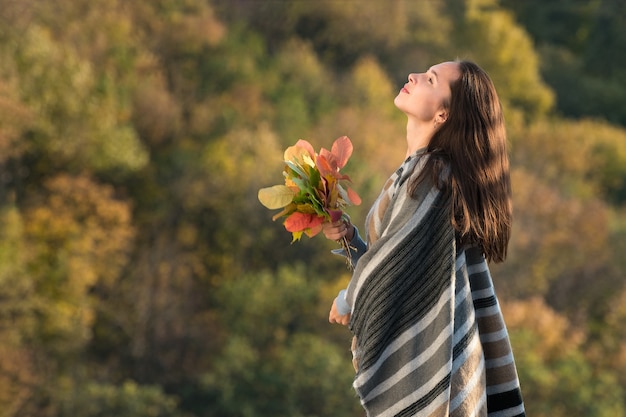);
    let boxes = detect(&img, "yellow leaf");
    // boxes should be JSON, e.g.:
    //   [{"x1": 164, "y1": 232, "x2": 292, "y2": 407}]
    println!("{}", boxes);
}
[
  {"x1": 258, "y1": 185, "x2": 295, "y2": 209},
  {"x1": 302, "y1": 154, "x2": 316, "y2": 168},
  {"x1": 291, "y1": 230, "x2": 304, "y2": 242},
  {"x1": 284, "y1": 139, "x2": 318, "y2": 168}
]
